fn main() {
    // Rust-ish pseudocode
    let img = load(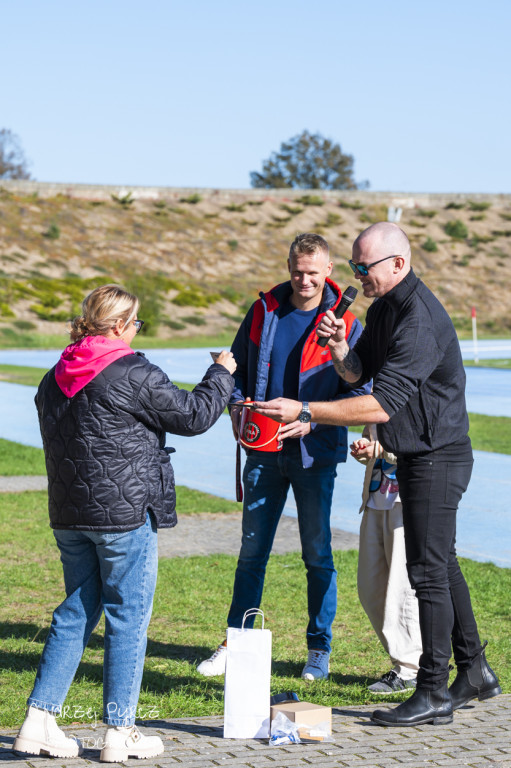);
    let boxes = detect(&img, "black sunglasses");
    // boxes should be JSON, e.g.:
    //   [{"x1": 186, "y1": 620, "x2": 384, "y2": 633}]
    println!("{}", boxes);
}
[
  {"x1": 133, "y1": 319, "x2": 145, "y2": 334},
  {"x1": 348, "y1": 255, "x2": 399, "y2": 277}
]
